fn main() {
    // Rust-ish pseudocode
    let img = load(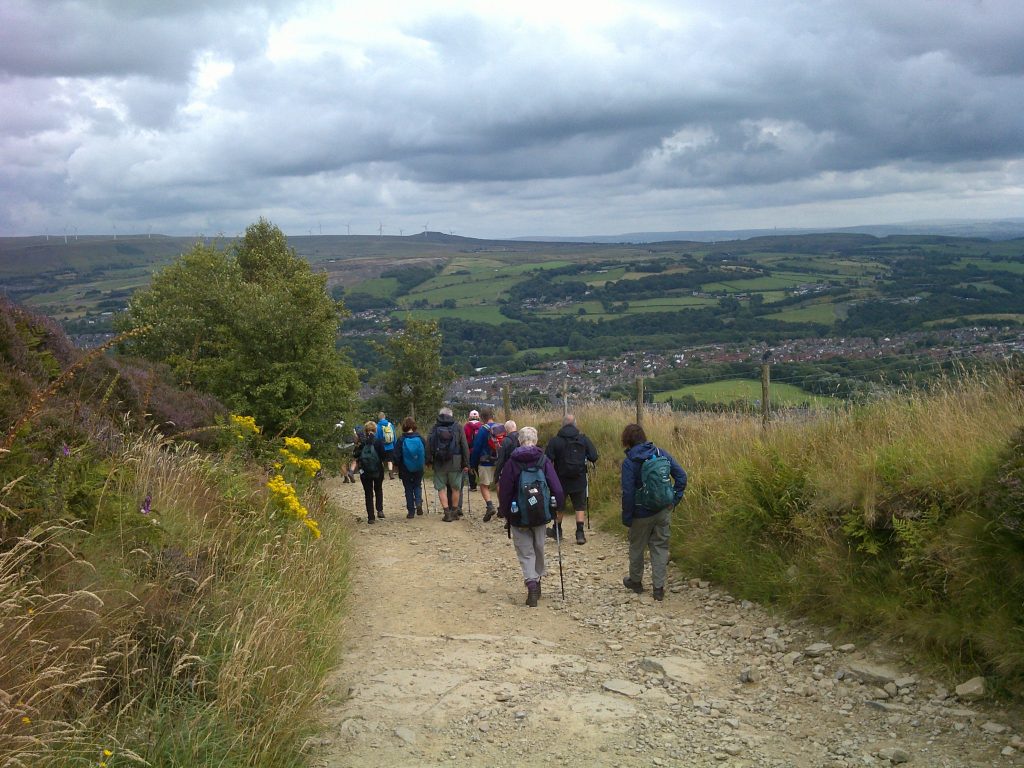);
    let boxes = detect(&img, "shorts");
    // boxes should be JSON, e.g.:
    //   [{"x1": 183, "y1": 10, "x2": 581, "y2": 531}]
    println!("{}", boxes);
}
[
  {"x1": 475, "y1": 465, "x2": 495, "y2": 486},
  {"x1": 383, "y1": 449, "x2": 395, "y2": 463},
  {"x1": 563, "y1": 488, "x2": 586, "y2": 512},
  {"x1": 433, "y1": 468, "x2": 466, "y2": 492}
]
